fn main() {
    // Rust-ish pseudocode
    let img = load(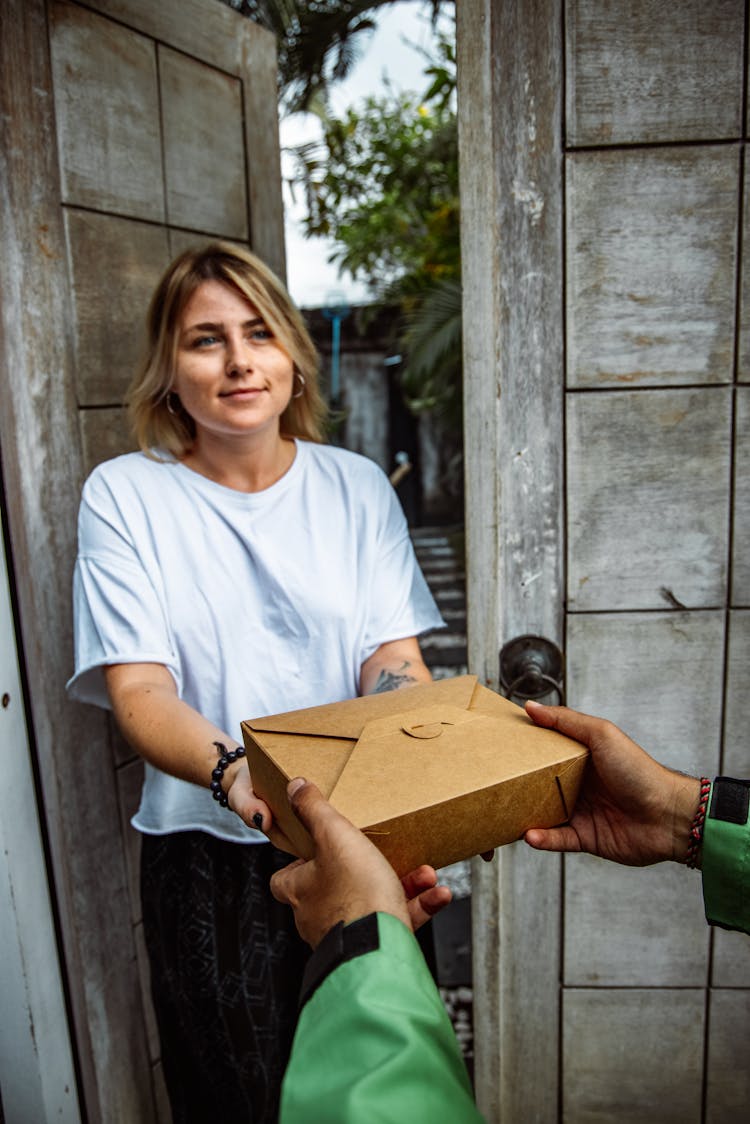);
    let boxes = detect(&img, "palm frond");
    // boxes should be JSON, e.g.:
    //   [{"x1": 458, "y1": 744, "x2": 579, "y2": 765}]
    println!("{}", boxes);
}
[
  {"x1": 402, "y1": 278, "x2": 461, "y2": 377},
  {"x1": 226, "y1": 1, "x2": 456, "y2": 111}
]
